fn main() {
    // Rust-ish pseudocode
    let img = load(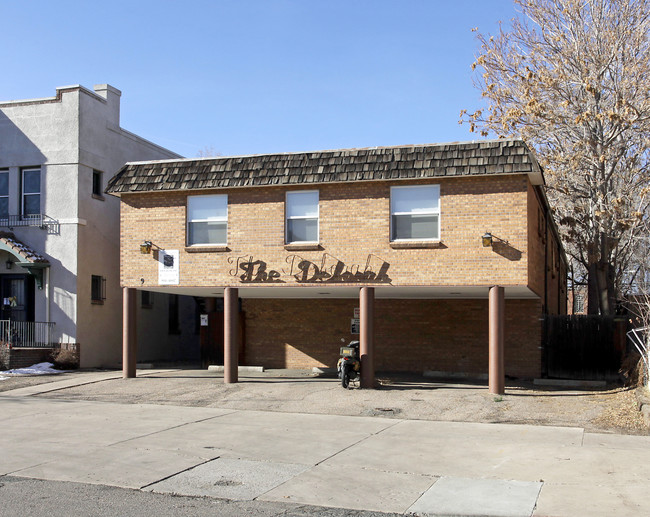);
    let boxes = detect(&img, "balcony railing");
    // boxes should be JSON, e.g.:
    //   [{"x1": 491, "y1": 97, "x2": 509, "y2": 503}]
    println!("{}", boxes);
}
[
  {"x1": 0, "y1": 214, "x2": 58, "y2": 229},
  {"x1": 0, "y1": 320, "x2": 56, "y2": 348}
]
